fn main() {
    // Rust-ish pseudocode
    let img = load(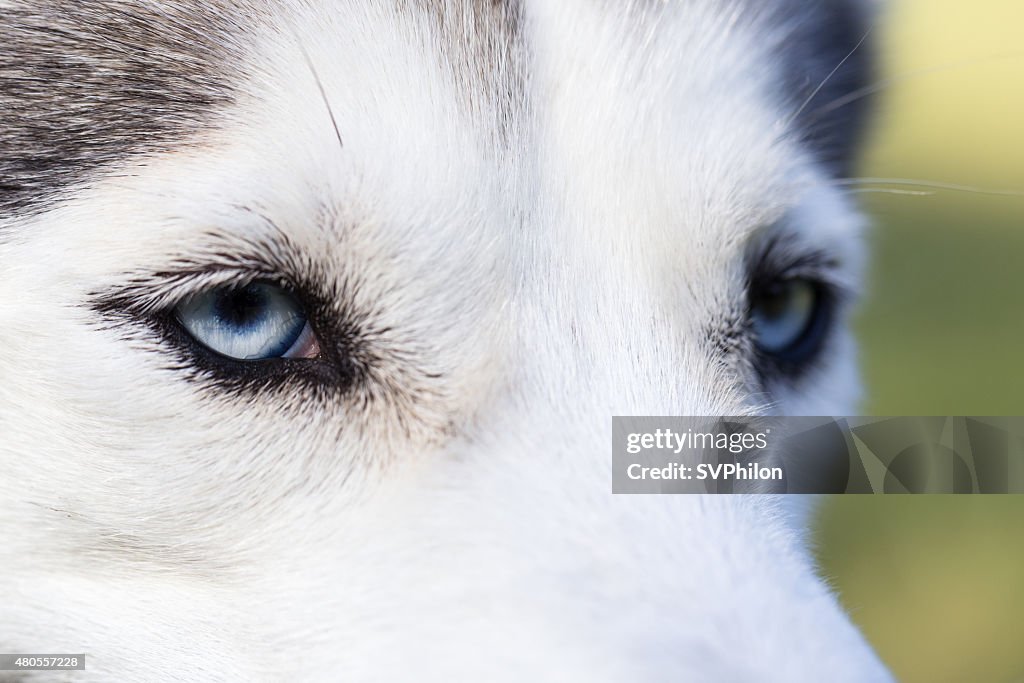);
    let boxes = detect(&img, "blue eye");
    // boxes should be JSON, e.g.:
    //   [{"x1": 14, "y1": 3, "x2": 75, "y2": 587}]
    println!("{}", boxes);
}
[
  {"x1": 176, "y1": 283, "x2": 320, "y2": 361},
  {"x1": 750, "y1": 278, "x2": 828, "y2": 361}
]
